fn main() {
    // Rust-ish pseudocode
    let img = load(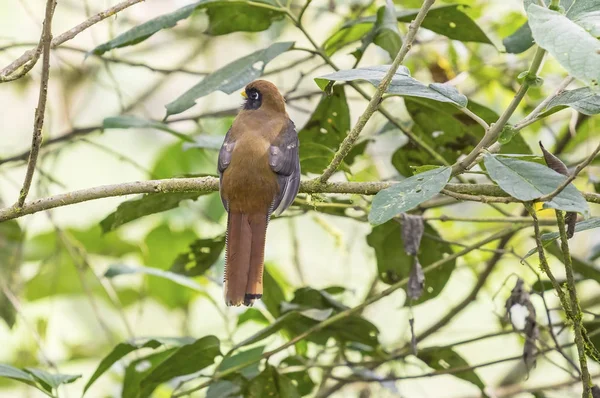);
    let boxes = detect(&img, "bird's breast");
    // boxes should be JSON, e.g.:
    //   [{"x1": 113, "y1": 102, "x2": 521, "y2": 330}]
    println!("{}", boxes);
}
[{"x1": 221, "y1": 135, "x2": 279, "y2": 213}]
